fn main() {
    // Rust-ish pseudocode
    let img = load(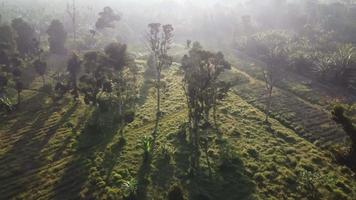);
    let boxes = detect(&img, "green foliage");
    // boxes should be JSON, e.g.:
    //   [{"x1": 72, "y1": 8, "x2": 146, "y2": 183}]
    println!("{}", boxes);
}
[
  {"x1": 139, "y1": 136, "x2": 153, "y2": 159},
  {"x1": 122, "y1": 178, "x2": 138, "y2": 199},
  {"x1": 0, "y1": 96, "x2": 13, "y2": 112}
]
